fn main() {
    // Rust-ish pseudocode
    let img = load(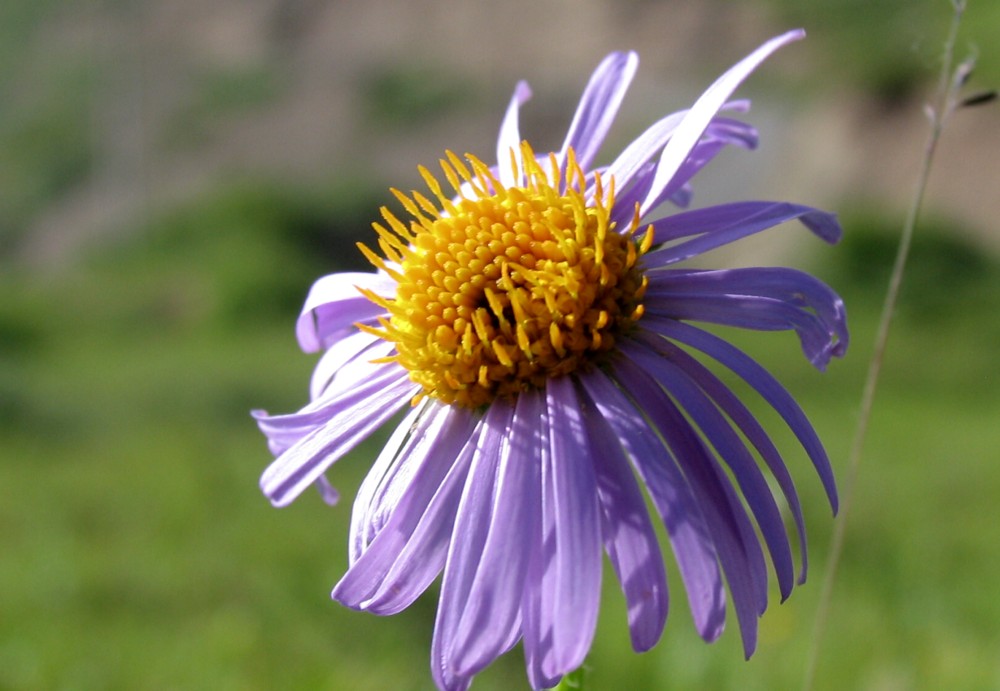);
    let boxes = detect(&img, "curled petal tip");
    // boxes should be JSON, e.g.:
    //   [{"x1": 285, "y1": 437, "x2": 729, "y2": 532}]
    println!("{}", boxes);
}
[{"x1": 264, "y1": 490, "x2": 293, "y2": 509}]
